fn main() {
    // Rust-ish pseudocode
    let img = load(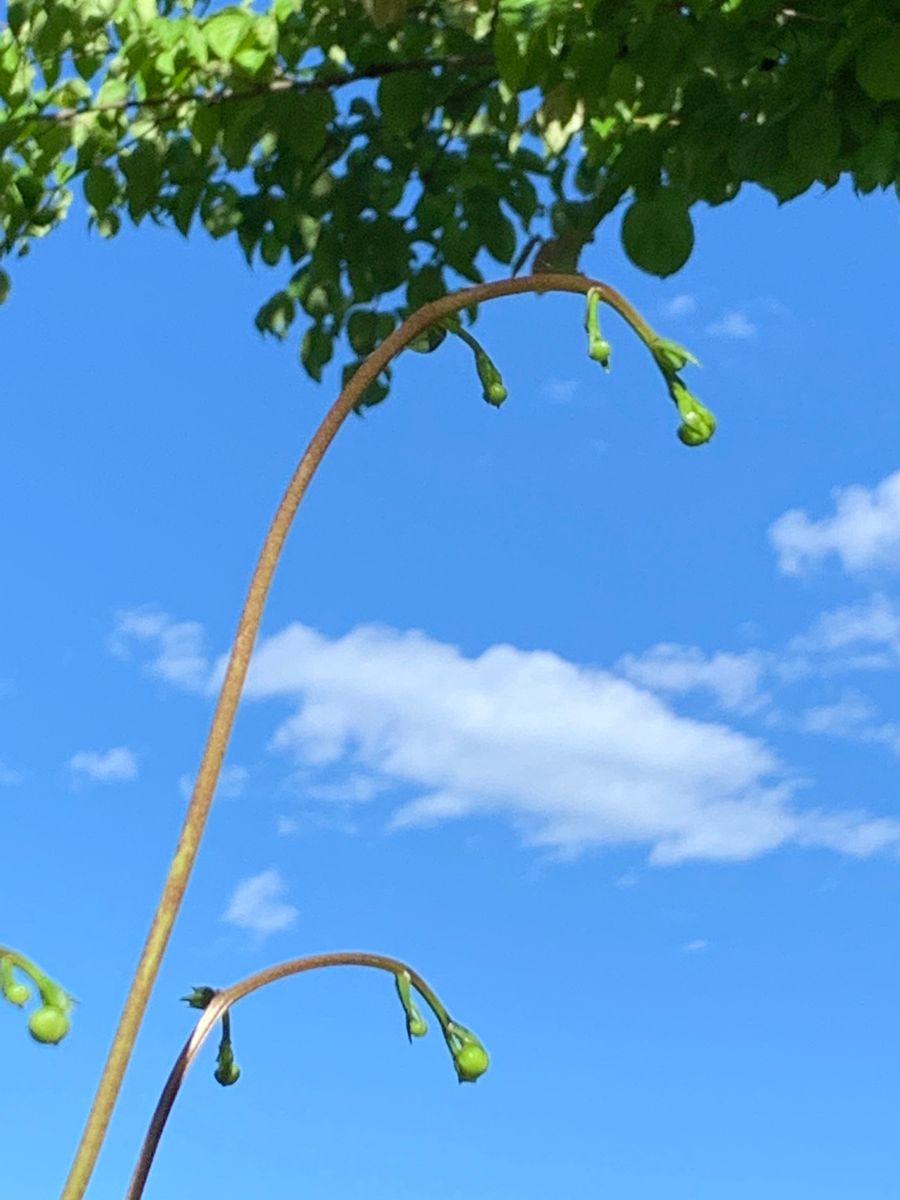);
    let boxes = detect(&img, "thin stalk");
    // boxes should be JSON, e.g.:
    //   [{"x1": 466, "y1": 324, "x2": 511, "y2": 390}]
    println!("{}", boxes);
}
[
  {"x1": 125, "y1": 951, "x2": 454, "y2": 1199},
  {"x1": 61, "y1": 273, "x2": 660, "y2": 1199}
]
